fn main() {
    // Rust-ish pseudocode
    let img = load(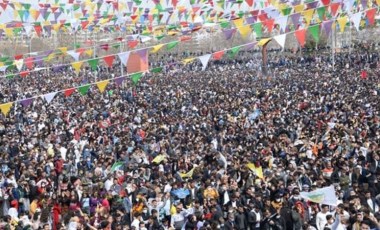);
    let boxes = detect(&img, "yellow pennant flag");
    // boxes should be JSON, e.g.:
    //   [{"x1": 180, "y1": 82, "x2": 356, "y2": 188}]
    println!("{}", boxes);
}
[
  {"x1": 152, "y1": 154, "x2": 166, "y2": 164},
  {"x1": 246, "y1": 163, "x2": 264, "y2": 179},
  {"x1": 72, "y1": 61, "x2": 83, "y2": 75},
  {"x1": 96, "y1": 80, "x2": 109, "y2": 93},
  {"x1": 0, "y1": 102, "x2": 13, "y2": 116},
  {"x1": 337, "y1": 16, "x2": 348, "y2": 33},
  {"x1": 167, "y1": 31, "x2": 179, "y2": 36},
  {"x1": 4, "y1": 28, "x2": 13, "y2": 38},
  {"x1": 46, "y1": 53, "x2": 55, "y2": 62},
  {"x1": 303, "y1": 9, "x2": 315, "y2": 26},
  {"x1": 182, "y1": 58, "x2": 196, "y2": 65},
  {"x1": 85, "y1": 49, "x2": 93, "y2": 57},
  {"x1": 151, "y1": 44, "x2": 165, "y2": 53},
  {"x1": 0, "y1": 24, "x2": 5, "y2": 30},
  {"x1": 258, "y1": 38, "x2": 272, "y2": 46},
  {"x1": 58, "y1": 47, "x2": 68, "y2": 55},
  {"x1": 53, "y1": 24, "x2": 61, "y2": 32},
  {"x1": 238, "y1": 25, "x2": 252, "y2": 39},
  {"x1": 233, "y1": 18, "x2": 244, "y2": 28},
  {"x1": 294, "y1": 4, "x2": 304, "y2": 13}
]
